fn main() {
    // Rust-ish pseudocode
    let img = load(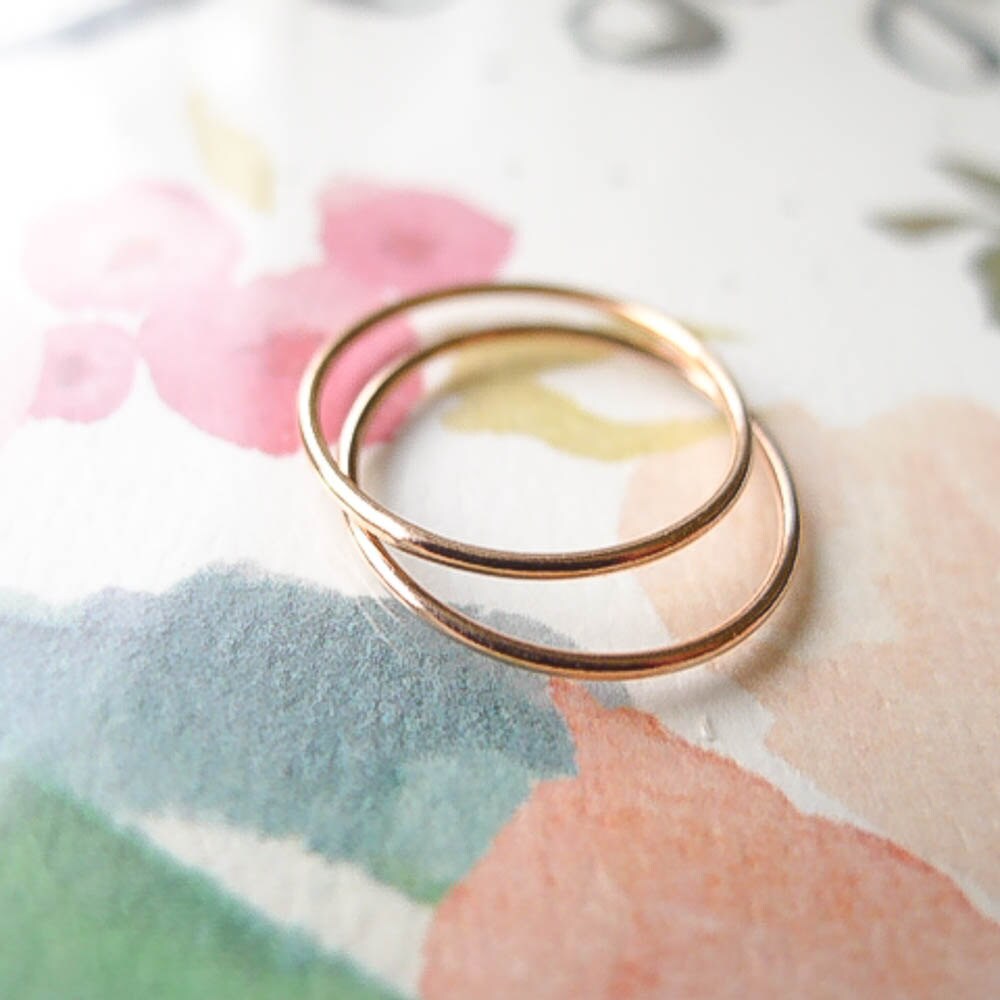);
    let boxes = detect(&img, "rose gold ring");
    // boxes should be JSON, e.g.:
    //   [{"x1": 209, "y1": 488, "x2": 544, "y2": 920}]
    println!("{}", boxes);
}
[
  {"x1": 334, "y1": 323, "x2": 800, "y2": 680},
  {"x1": 299, "y1": 282, "x2": 753, "y2": 579}
]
